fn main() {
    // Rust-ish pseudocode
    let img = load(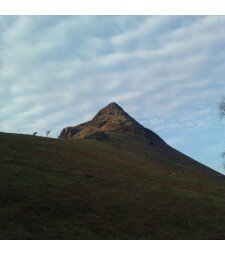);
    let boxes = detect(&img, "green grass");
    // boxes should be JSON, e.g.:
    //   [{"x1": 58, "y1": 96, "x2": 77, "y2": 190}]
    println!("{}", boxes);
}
[{"x1": 0, "y1": 131, "x2": 225, "y2": 239}]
